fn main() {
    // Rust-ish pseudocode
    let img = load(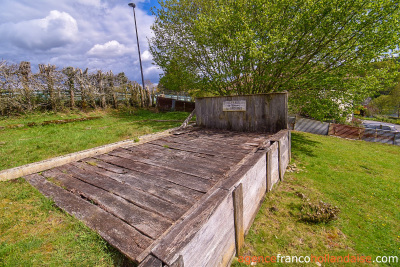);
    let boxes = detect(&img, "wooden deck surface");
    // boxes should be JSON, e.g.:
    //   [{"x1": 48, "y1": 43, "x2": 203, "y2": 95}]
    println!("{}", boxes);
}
[{"x1": 25, "y1": 128, "x2": 272, "y2": 264}]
